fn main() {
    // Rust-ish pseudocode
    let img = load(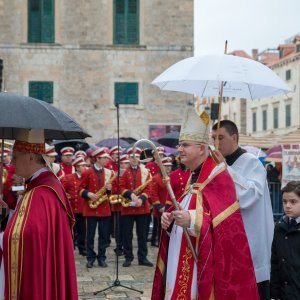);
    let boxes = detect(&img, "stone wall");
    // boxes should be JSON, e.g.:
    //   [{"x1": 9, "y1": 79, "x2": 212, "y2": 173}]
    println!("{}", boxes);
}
[{"x1": 0, "y1": 0, "x2": 193, "y2": 143}]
